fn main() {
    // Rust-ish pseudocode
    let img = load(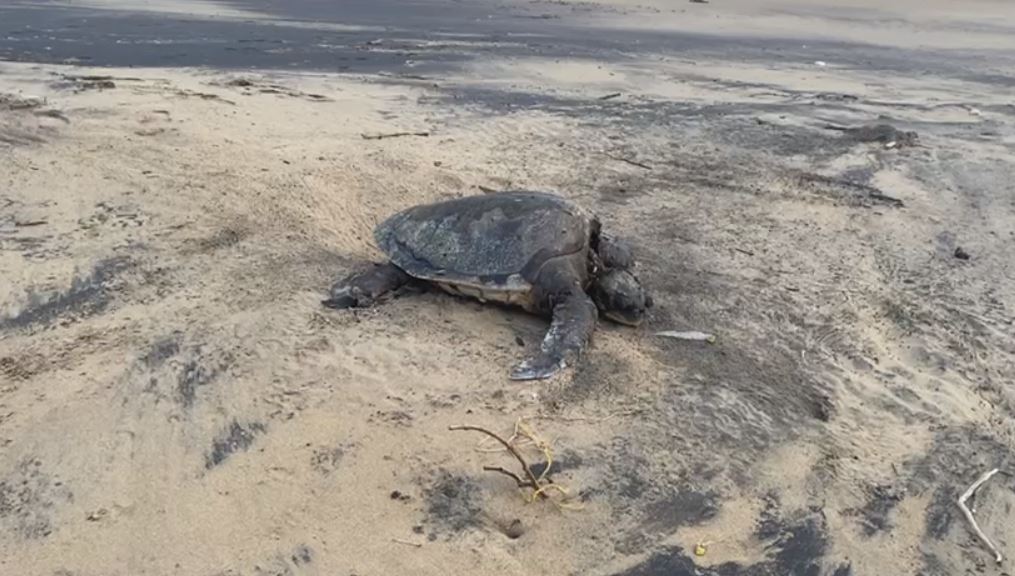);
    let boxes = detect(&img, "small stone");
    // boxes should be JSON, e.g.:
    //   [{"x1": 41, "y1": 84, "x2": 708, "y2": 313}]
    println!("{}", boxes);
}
[
  {"x1": 86, "y1": 508, "x2": 108, "y2": 522},
  {"x1": 954, "y1": 247, "x2": 970, "y2": 260},
  {"x1": 514, "y1": 336, "x2": 525, "y2": 347}
]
